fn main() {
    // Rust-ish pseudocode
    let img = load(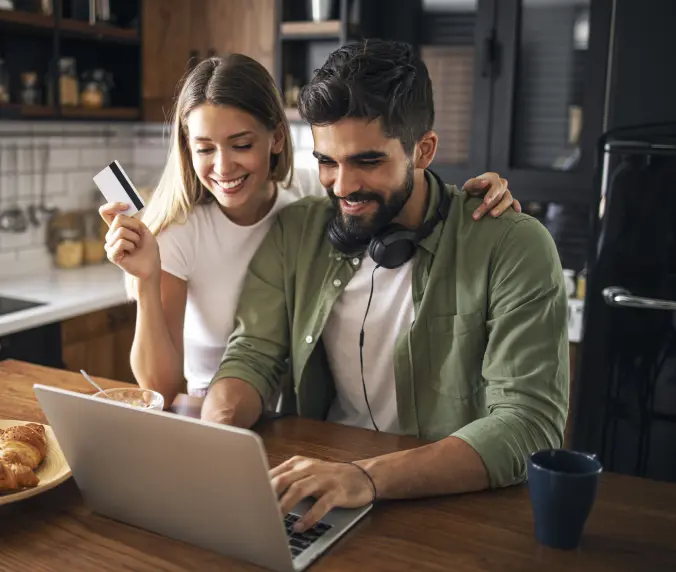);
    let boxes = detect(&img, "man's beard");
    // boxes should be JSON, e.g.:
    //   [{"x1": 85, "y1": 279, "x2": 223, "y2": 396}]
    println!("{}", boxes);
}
[{"x1": 328, "y1": 163, "x2": 414, "y2": 248}]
